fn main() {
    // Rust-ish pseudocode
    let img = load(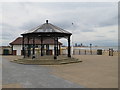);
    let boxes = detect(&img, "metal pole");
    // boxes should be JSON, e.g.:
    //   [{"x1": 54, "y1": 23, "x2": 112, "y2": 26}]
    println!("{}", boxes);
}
[
  {"x1": 27, "y1": 37, "x2": 30, "y2": 57},
  {"x1": 90, "y1": 44, "x2": 92, "y2": 55},
  {"x1": 32, "y1": 37, "x2": 35, "y2": 59},
  {"x1": 41, "y1": 37, "x2": 43, "y2": 56},
  {"x1": 54, "y1": 37, "x2": 57, "y2": 59},
  {"x1": 109, "y1": 48, "x2": 110, "y2": 56},
  {"x1": 11, "y1": 45, "x2": 13, "y2": 55},
  {"x1": 68, "y1": 35, "x2": 71, "y2": 57},
  {"x1": 57, "y1": 38, "x2": 59, "y2": 56},
  {"x1": 22, "y1": 36, "x2": 25, "y2": 58}
]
